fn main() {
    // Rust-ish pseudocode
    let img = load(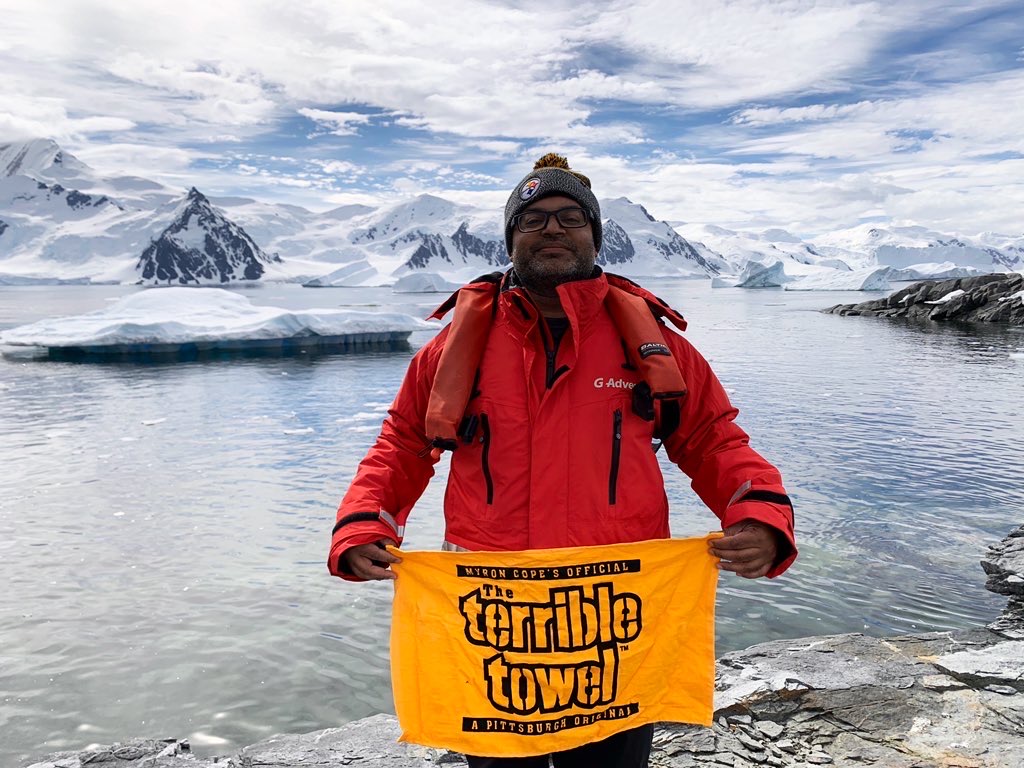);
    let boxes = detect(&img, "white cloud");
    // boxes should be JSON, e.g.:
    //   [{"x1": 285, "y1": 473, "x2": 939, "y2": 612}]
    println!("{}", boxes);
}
[
  {"x1": 72, "y1": 142, "x2": 203, "y2": 182},
  {"x1": 0, "y1": 0, "x2": 1021, "y2": 234},
  {"x1": 733, "y1": 103, "x2": 872, "y2": 127},
  {"x1": 580, "y1": 0, "x2": 889, "y2": 107},
  {"x1": 297, "y1": 109, "x2": 375, "y2": 136},
  {"x1": 722, "y1": 71, "x2": 1024, "y2": 185},
  {"x1": 313, "y1": 159, "x2": 362, "y2": 175},
  {"x1": 0, "y1": 95, "x2": 137, "y2": 142}
]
